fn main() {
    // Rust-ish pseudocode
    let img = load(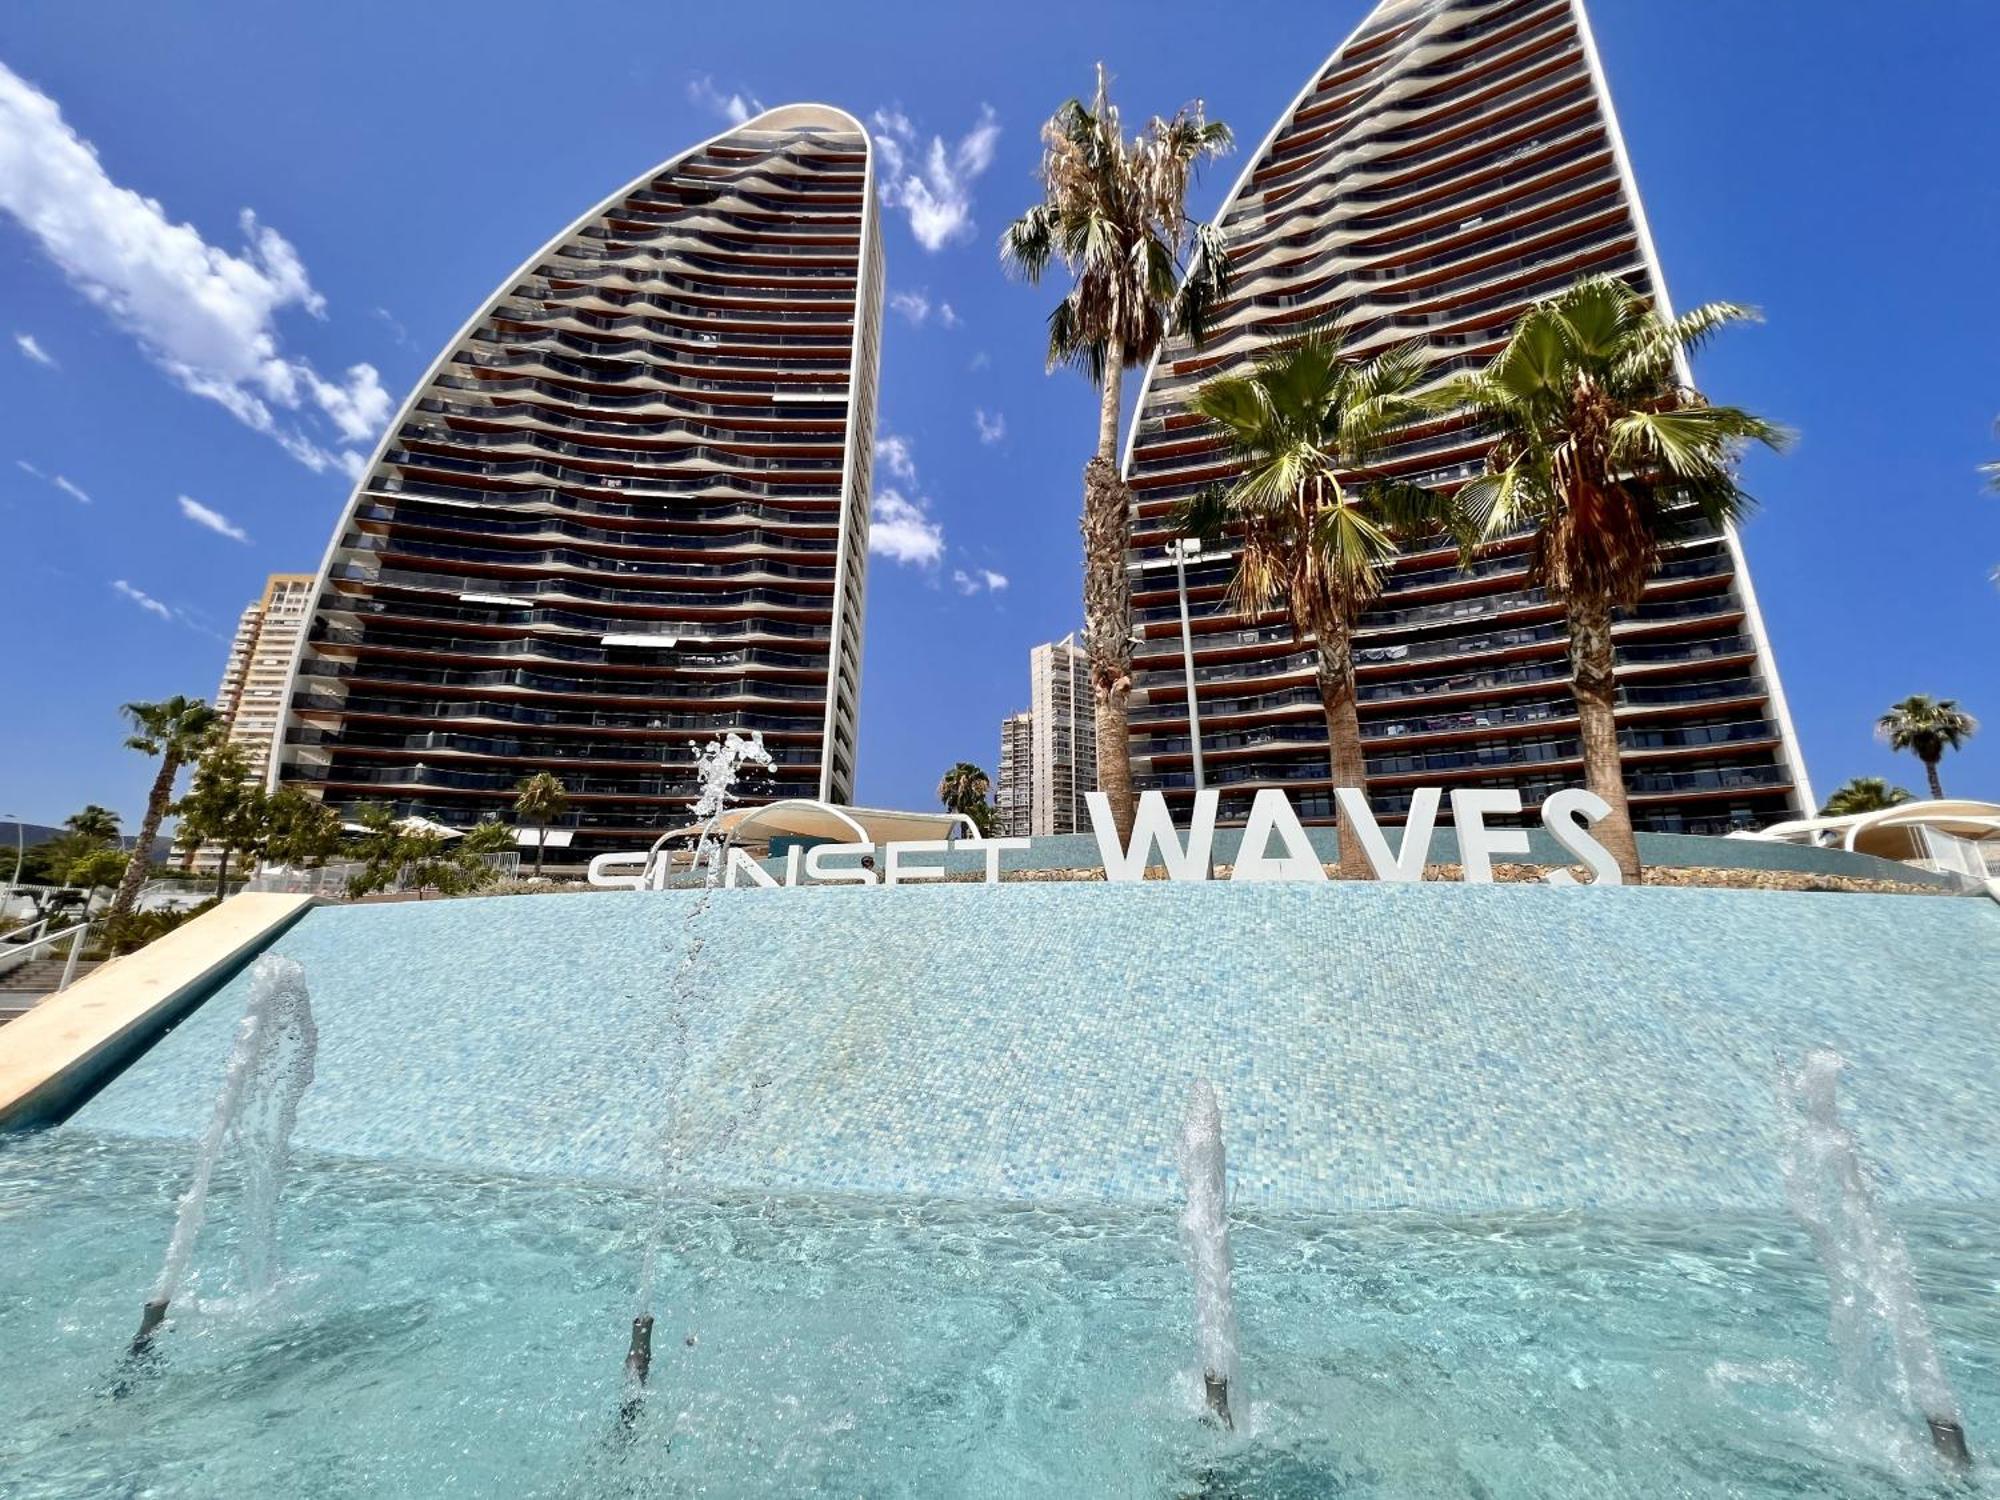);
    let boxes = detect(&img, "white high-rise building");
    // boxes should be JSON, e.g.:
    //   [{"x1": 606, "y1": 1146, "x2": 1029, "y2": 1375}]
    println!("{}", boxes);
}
[
  {"x1": 996, "y1": 711, "x2": 1034, "y2": 839},
  {"x1": 1029, "y1": 635, "x2": 1095, "y2": 836},
  {"x1": 215, "y1": 573, "x2": 316, "y2": 785}
]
